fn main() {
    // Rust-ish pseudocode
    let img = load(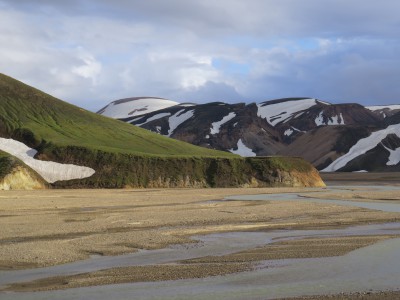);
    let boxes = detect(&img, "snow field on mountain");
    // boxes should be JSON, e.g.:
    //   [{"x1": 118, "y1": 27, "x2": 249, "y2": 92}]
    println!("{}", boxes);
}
[
  {"x1": 315, "y1": 112, "x2": 324, "y2": 126},
  {"x1": 0, "y1": 138, "x2": 95, "y2": 183},
  {"x1": 136, "y1": 112, "x2": 171, "y2": 126},
  {"x1": 229, "y1": 139, "x2": 256, "y2": 157},
  {"x1": 210, "y1": 112, "x2": 236, "y2": 134},
  {"x1": 284, "y1": 128, "x2": 294, "y2": 136},
  {"x1": 367, "y1": 105, "x2": 400, "y2": 111},
  {"x1": 101, "y1": 98, "x2": 179, "y2": 119},
  {"x1": 315, "y1": 112, "x2": 345, "y2": 126},
  {"x1": 328, "y1": 114, "x2": 345, "y2": 125},
  {"x1": 257, "y1": 98, "x2": 318, "y2": 126},
  {"x1": 284, "y1": 126, "x2": 307, "y2": 136},
  {"x1": 322, "y1": 124, "x2": 400, "y2": 171},
  {"x1": 381, "y1": 144, "x2": 400, "y2": 166},
  {"x1": 168, "y1": 109, "x2": 194, "y2": 136}
]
